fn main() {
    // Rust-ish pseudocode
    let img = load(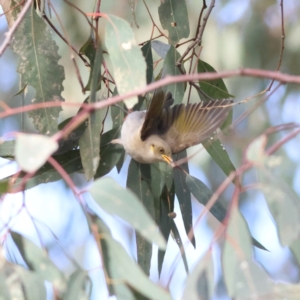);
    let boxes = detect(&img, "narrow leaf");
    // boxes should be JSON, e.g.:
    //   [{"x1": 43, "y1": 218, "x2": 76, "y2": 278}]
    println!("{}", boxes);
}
[
  {"x1": 169, "y1": 218, "x2": 189, "y2": 274},
  {"x1": 12, "y1": 4, "x2": 64, "y2": 134},
  {"x1": 202, "y1": 137, "x2": 236, "y2": 177},
  {"x1": 182, "y1": 251, "x2": 214, "y2": 300},
  {"x1": 247, "y1": 135, "x2": 300, "y2": 246},
  {"x1": 197, "y1": 60, "x2": 234, "y2": 101},
  {"x1": 162, "y1": 46, "x2": 185, "y2": 105},
  {"x1": 141, "y1": 41, "x2": 154, "y2": 84},
  {"x1": 104, "y1": 235, "x2": 171, "y2": 300},
  {"x1": 105, "y1": 15, "x2": 146, "y2": 109},
  {"x1": 89, "y1": 177, "x2": 166, "y2": 249},
  {"x1": 222, "y1": 208, "x2": 273, "y2": 299},
  {"x1": 187, "y1": 175, "x2": 267, "y2": 251},
  {"x1": 127, "y1": 160, "x2": 154, "y2": 275},
  {"x1": 64, "y1": 269, "x2": 91, "y2": 300},
  {"x1": 0, "y1": 140, "x2": 15, "y2": 158},
  {"x1": 79, "y1": 44, "x2": 104, "y2": 180},
  {"x1": 11, "y1": 232, "x2": 66, "y2": 293},
  {"x1": 173, "y1": 151, "x2": 195, "y2": 247},
  {"x1": 95, "y1": 217, "x2": 135, "y2": 299}
]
